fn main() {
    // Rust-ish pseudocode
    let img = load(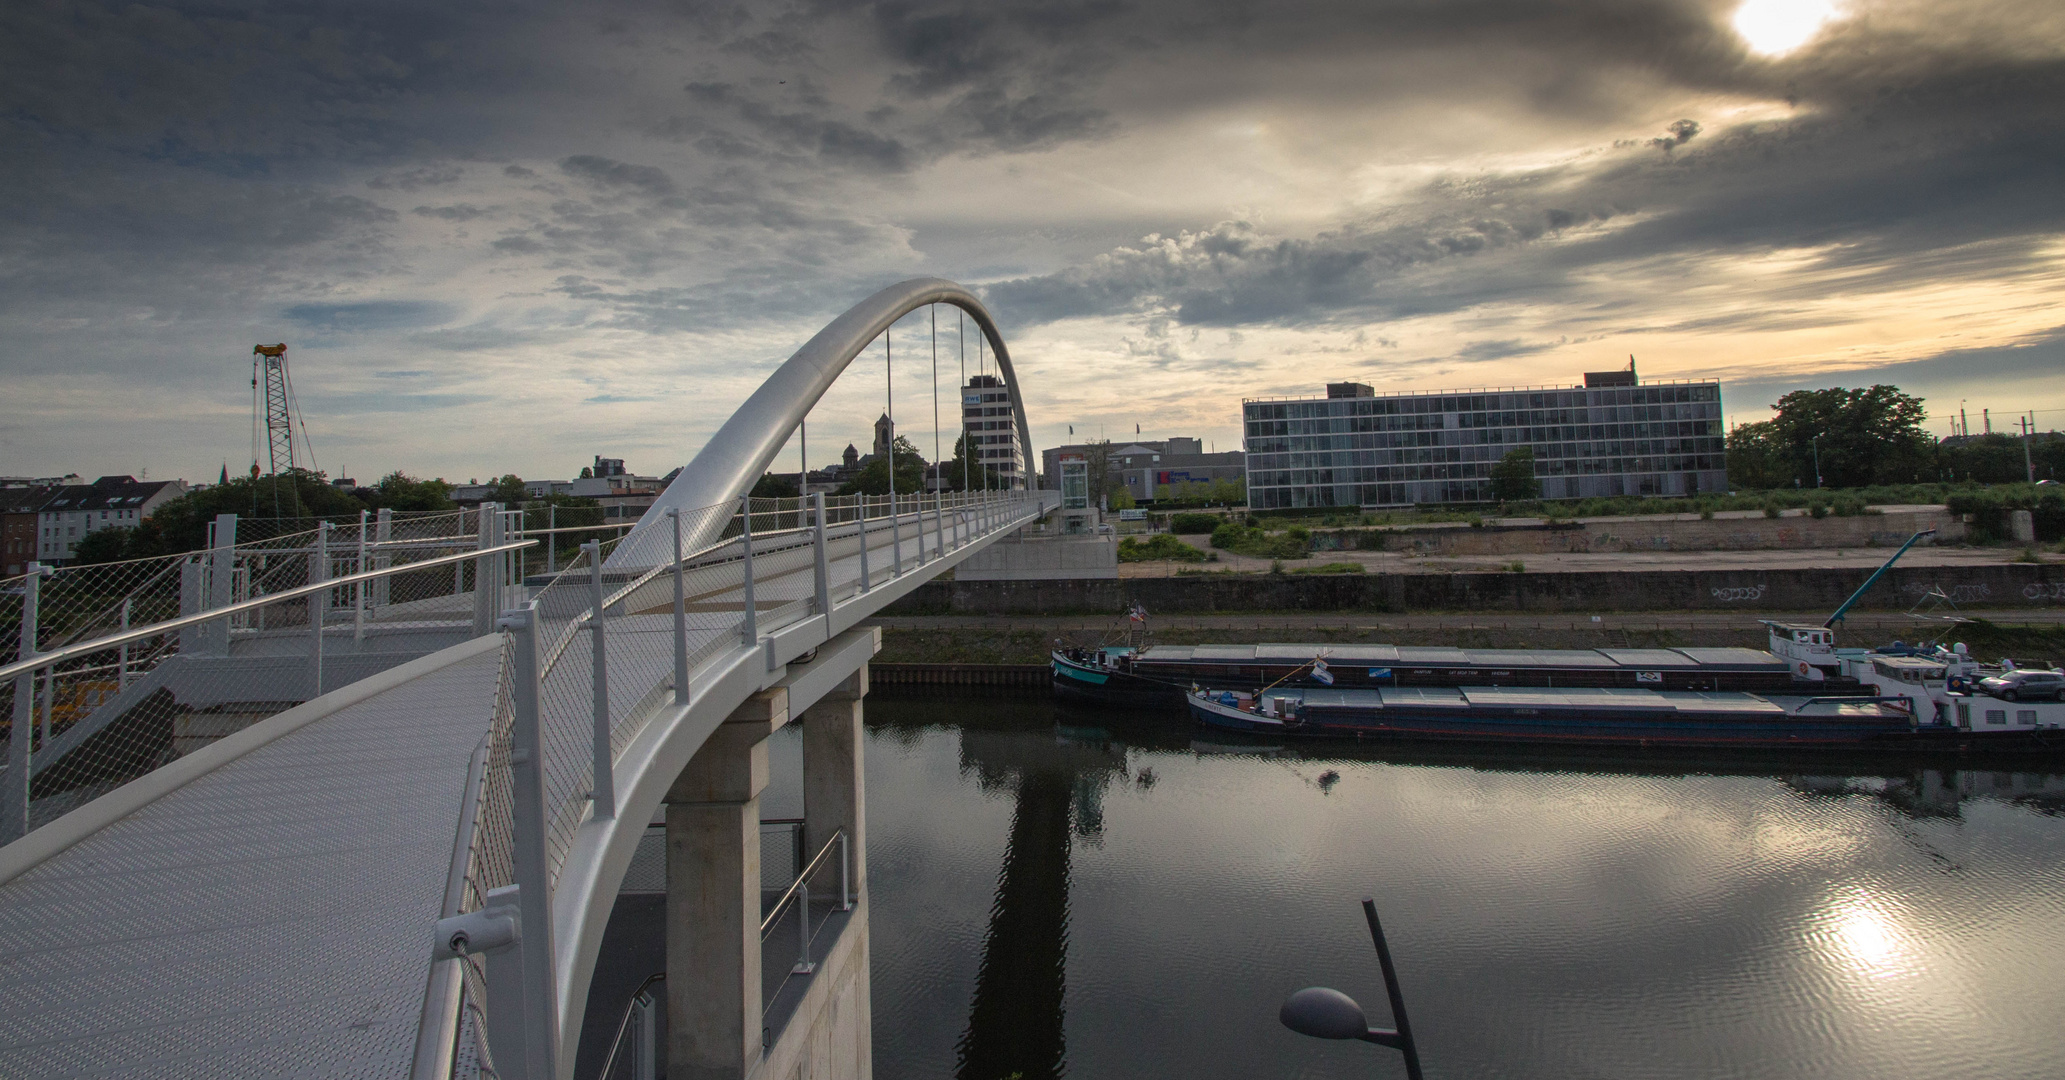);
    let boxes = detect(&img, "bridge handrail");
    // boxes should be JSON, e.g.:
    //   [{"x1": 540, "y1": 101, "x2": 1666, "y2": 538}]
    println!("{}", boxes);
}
[{"x1": 0, "y1": 540, "x2": 537, "y2": 686}]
